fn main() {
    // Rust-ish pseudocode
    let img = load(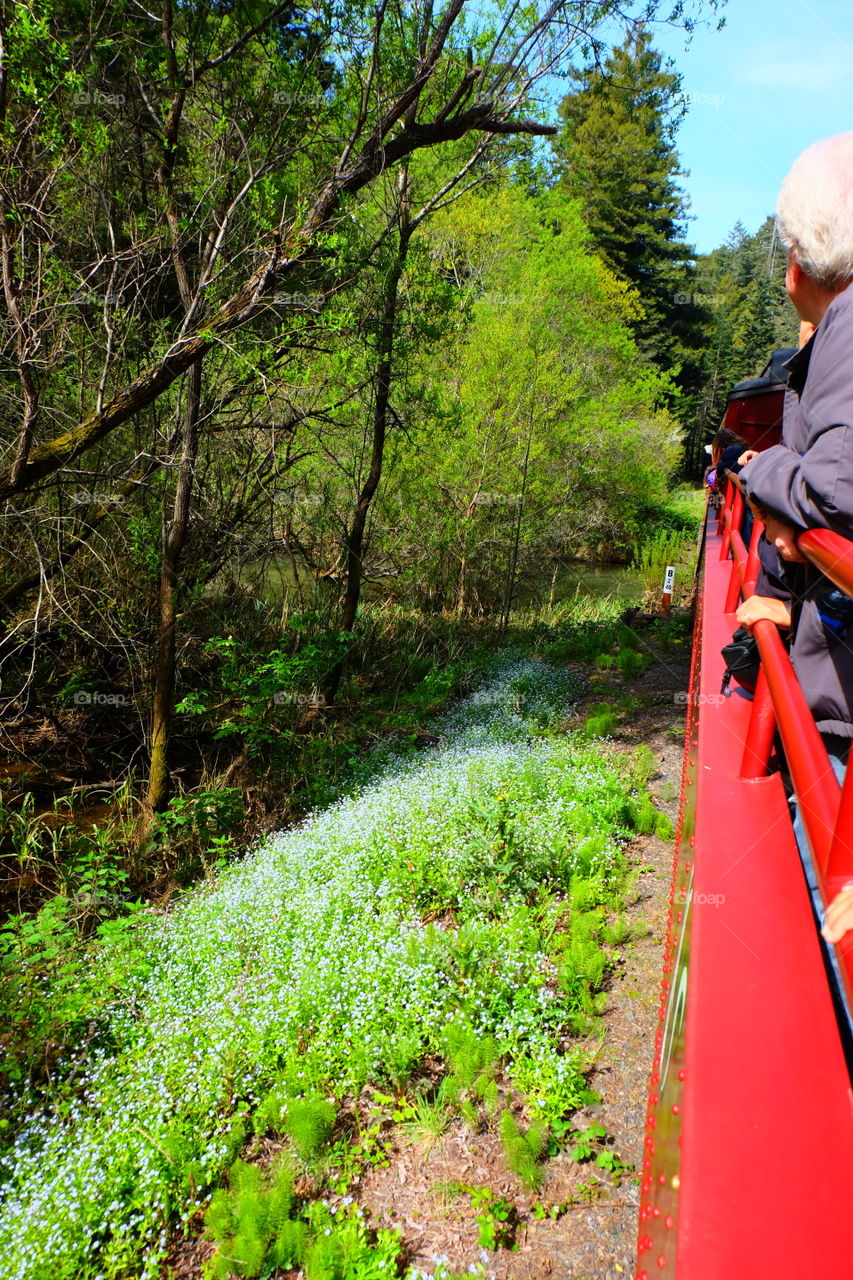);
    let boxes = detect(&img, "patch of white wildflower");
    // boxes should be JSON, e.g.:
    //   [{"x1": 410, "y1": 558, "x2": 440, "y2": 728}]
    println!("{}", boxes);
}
[{"x1": 0, "y1": 658, "x2": 639, "y2": 1280}]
